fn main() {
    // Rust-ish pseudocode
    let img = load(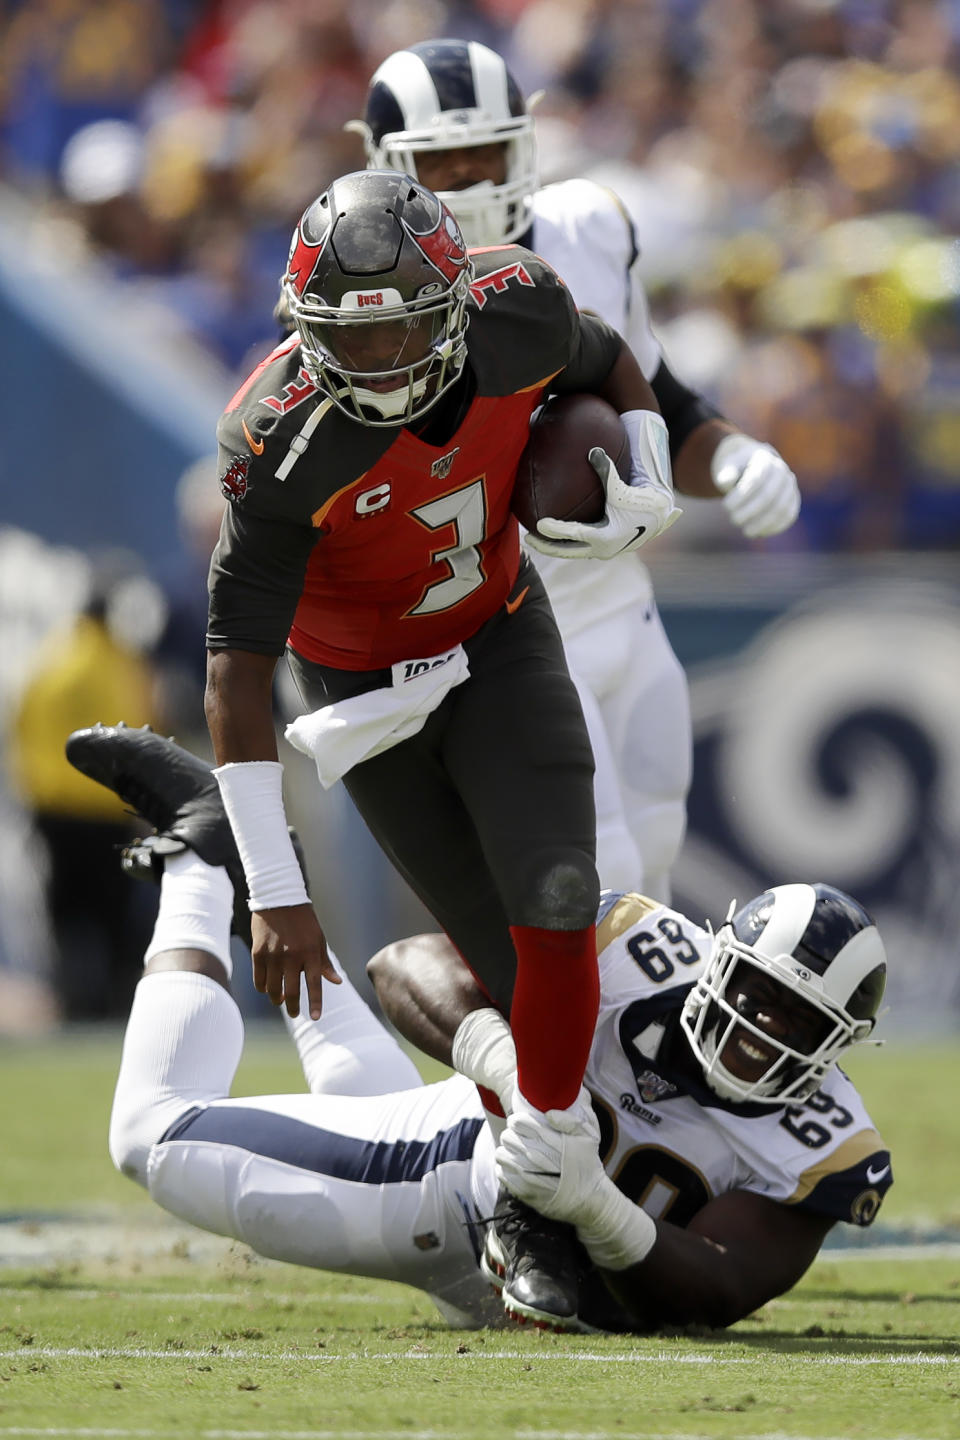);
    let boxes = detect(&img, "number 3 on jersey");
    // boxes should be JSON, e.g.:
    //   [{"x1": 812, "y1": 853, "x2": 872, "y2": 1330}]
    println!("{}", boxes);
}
[{"x1": 408, "y1": 477, "x2": 488, "y2": 616}]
